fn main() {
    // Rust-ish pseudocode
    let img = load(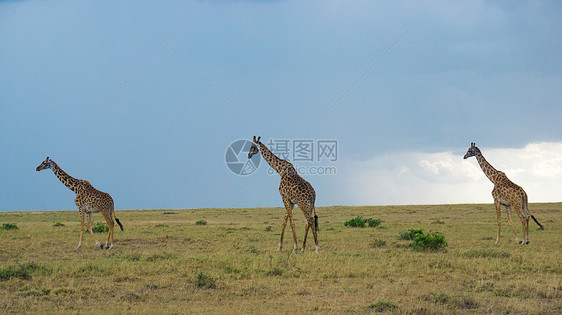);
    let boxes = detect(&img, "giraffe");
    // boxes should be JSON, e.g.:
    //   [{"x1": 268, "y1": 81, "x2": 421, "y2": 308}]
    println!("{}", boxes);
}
[
  {"x1": 36, "y1": 157, "x2": 123, "y2": 249},
  {"x1": 248, "y1": 136, "x2": 319, "y2": 254},
  {"x1": 464, "y1": 143, "x2": 544, "y2": 244}
]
